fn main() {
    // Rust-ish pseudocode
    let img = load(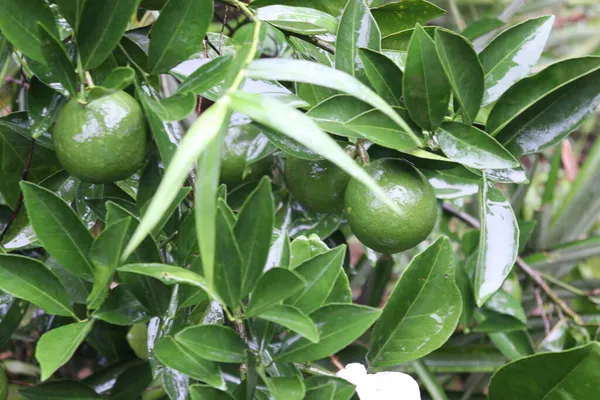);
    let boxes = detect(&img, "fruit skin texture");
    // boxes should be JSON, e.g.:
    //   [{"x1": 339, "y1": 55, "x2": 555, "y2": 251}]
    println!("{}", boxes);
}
[
  {"x1": 53, "y1": 91, "x2": 148, "y2": 183},
  {"x1": 285, "y1": 157, "x2": 350, "y2": 213},
  {"x1": 221, "y1": 126, "x2": 272, "y2": 188},
  {"x1": 344, "y1": 158, "x2": 437, "y2": 254}
]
